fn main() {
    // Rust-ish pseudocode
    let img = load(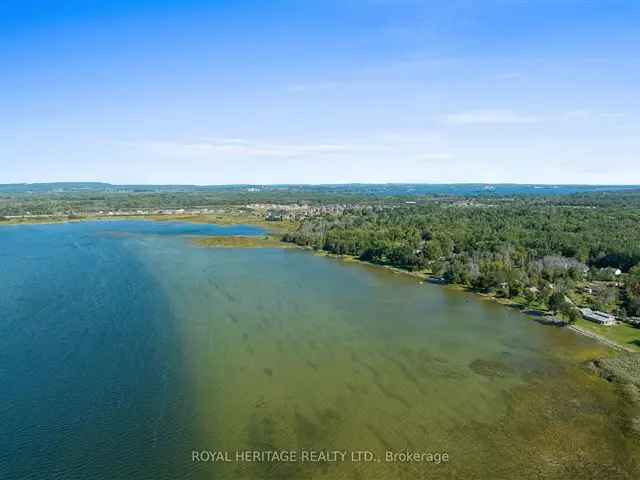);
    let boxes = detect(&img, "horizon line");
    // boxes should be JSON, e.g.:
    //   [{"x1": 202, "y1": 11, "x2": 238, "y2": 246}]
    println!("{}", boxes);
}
[{"x1": 3, "y1": 181, "x2": 640, "y2": 187}]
